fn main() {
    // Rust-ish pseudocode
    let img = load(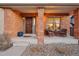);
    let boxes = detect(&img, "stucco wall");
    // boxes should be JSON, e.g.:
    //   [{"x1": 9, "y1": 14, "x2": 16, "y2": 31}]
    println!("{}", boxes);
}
[
  {"x1": 4, "y1": 9, "x2": 23, "y2": 37},
  {"x1": 0, "y1": 8, "x2": 4, "y2": 34}
]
